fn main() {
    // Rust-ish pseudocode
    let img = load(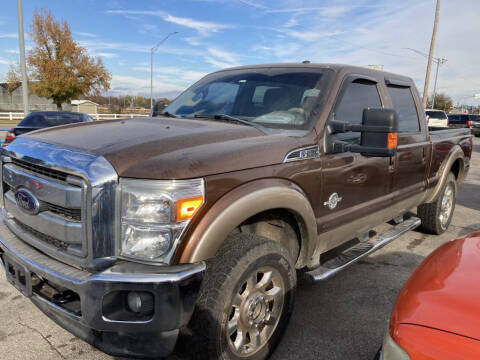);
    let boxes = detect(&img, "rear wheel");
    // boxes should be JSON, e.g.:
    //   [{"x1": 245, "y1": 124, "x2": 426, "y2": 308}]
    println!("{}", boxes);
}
[
  {"x1": 418, "y1": 173, "x2": 456, "y2": 234},
  {"x1": 187, "y1": 233, "x2": 296, "y2": 360}
]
